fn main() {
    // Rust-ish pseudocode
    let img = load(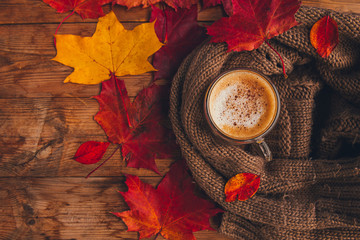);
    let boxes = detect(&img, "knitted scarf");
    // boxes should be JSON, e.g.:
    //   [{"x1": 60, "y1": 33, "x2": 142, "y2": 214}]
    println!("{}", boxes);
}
[{"x1": 169, "y1": 6, "x2": 360, "y2": 240}]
